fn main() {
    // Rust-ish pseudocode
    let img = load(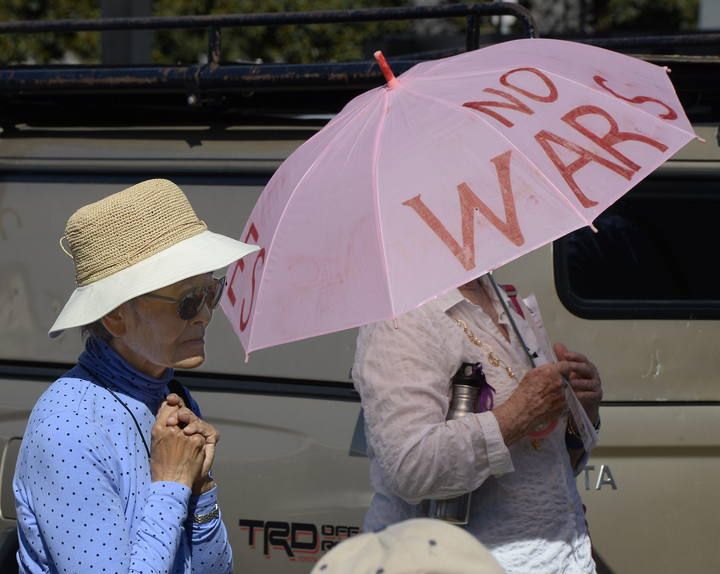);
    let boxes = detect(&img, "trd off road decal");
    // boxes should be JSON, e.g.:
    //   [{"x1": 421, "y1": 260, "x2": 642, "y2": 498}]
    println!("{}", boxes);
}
[{"x1": 238, "y1": 519, "x2": 360, "y2": 561}]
